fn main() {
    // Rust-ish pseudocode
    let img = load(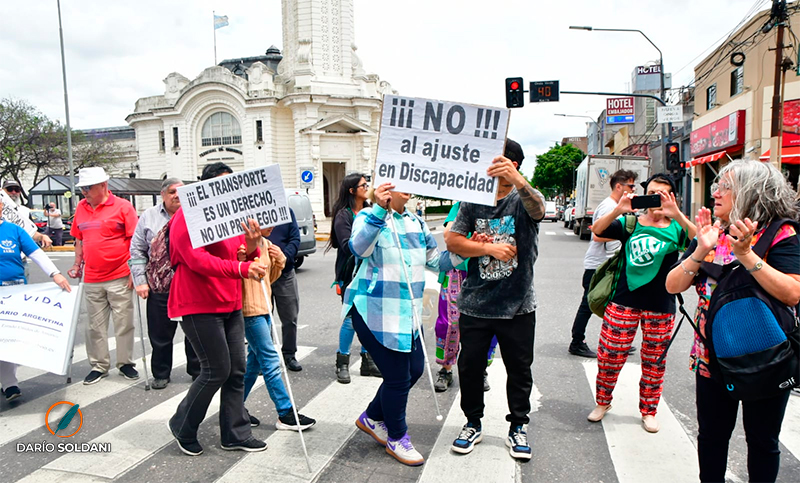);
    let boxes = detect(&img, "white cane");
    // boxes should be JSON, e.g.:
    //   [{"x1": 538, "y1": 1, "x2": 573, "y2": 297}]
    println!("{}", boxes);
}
[
  {"x1": 386, "y1": 213, "x2": 443, "y2": 422},
  {"x1": 259, "y1": 277, "x2": 312, "y2": 473},
  {"x1": 133, "y1": 292, "x2": 151, "y2": 391}
]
